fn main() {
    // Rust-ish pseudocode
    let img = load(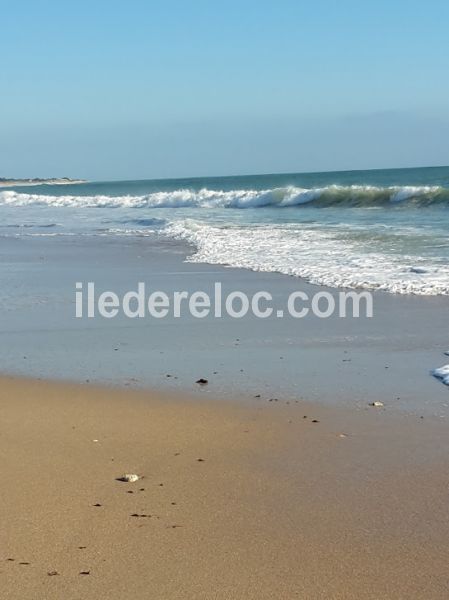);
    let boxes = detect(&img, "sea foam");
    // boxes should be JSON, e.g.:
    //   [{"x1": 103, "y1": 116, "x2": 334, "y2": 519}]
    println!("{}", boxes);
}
[
  {"x1": 432, "y1": 364, "x2": 449, "y2": 385},
  {"x1": 163, "y1": 219, "x2": 449, "y2": 295}
]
